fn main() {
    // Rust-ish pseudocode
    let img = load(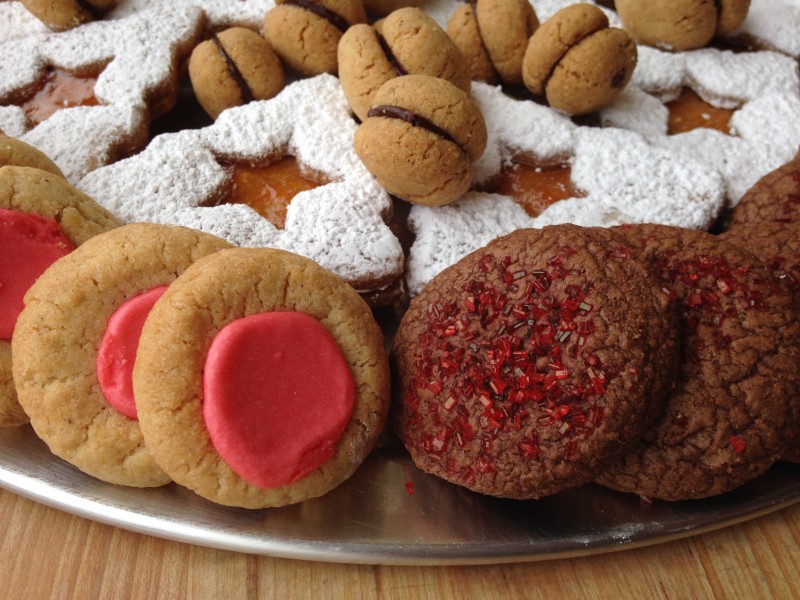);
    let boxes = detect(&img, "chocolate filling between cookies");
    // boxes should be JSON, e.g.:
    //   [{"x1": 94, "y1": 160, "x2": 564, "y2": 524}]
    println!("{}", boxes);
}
[
  {"x1": 211, "y1": 33, "x2": 255, "y2": 104},
  {"x1": 75, "y1": 0, "x2": 101, "y2": 20},
  {"x1": 367, "y1": 105, "x2": 459, "y2": 147},
  {"x1": 283, "y1": 0, "x2": 351, "y2": 33},
  {"x1": 376, "y1": 33, "x2": 408, "y2": 77}
]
